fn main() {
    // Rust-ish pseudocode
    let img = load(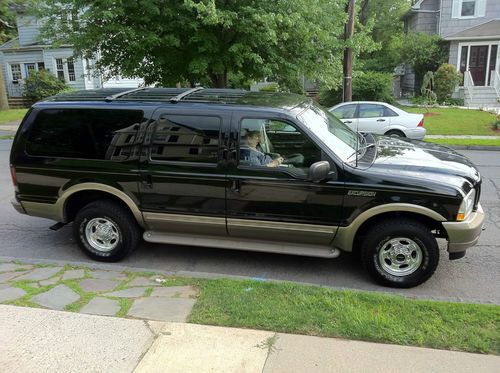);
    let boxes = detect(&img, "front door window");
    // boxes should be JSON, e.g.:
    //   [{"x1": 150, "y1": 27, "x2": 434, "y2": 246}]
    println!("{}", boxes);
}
[{"x1": 468, "y1": 45, "x2": 488, "y2": 86}]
